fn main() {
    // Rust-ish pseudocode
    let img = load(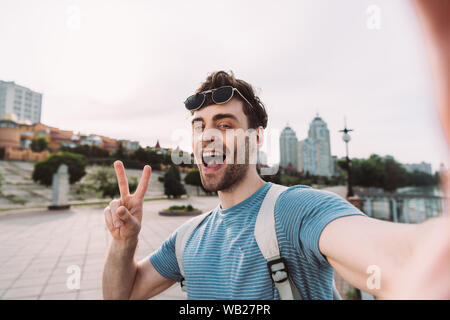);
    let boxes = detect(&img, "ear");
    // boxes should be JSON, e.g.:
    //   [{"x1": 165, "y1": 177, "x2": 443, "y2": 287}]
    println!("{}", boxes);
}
[{"x1": 256, "y1": 126, "x2": 264, "y2": 150}]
